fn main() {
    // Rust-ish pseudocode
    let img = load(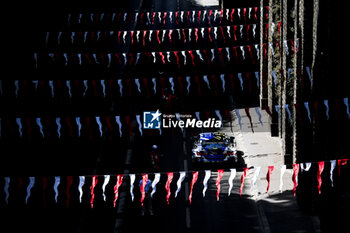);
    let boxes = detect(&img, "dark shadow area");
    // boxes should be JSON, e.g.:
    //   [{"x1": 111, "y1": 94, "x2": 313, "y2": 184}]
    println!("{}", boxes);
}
[
  {"x1": 258, "y1": 190, "x2": 316, "y2": 233},
  {"x1": 0, "y1": 172, "x2": 260, "y2": 233}
]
